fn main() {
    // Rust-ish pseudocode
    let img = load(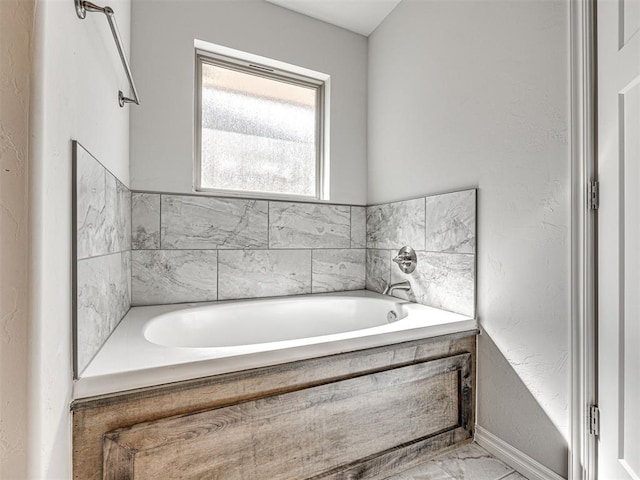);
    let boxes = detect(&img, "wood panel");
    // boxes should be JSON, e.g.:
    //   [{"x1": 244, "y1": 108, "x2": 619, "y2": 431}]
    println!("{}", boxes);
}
[
  {"x1": 103, "y1": 354, "x2": 471, "y2": 480},
  {"x1": 73, "y1": 333, "x2": 477, "y2": 480}
]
